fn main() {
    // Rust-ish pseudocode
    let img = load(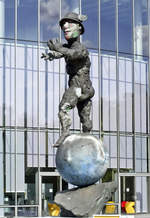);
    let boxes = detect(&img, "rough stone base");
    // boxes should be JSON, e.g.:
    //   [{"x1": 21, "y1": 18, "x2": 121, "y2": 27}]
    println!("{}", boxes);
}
[{"x1": 55, "y1": 181, "x2": 117, "y2": 217}]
